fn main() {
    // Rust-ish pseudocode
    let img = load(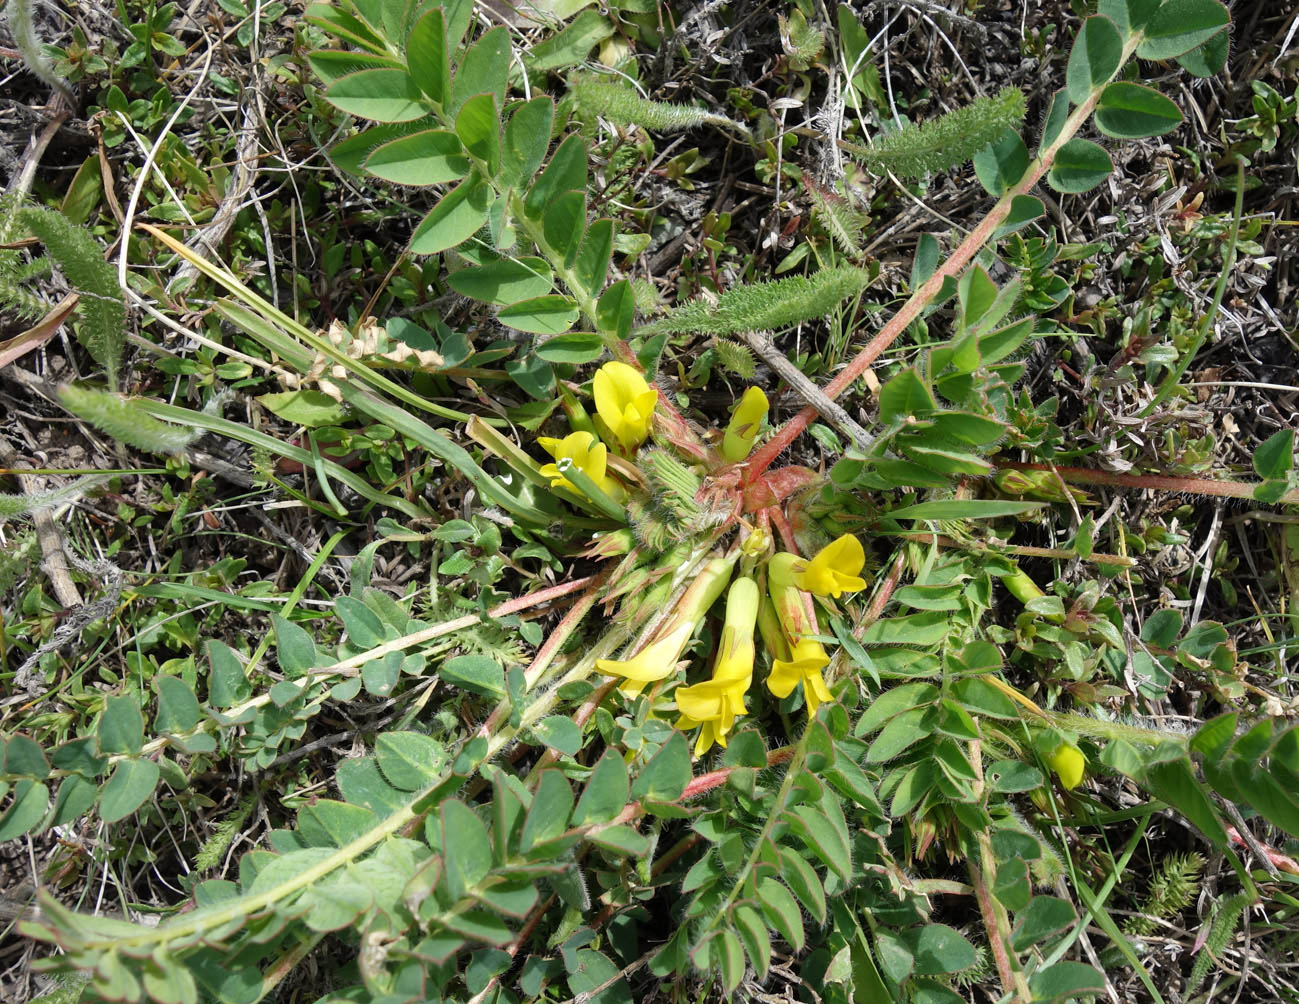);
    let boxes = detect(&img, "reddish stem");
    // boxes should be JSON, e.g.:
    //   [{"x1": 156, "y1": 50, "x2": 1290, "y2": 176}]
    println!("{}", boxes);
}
[
  {"x1": 1001, "y1": 461, "x2": 1299, "y2": 504},
  {"x1": 743, "y1": 84, "x2": 1108, "y2": 483}
]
